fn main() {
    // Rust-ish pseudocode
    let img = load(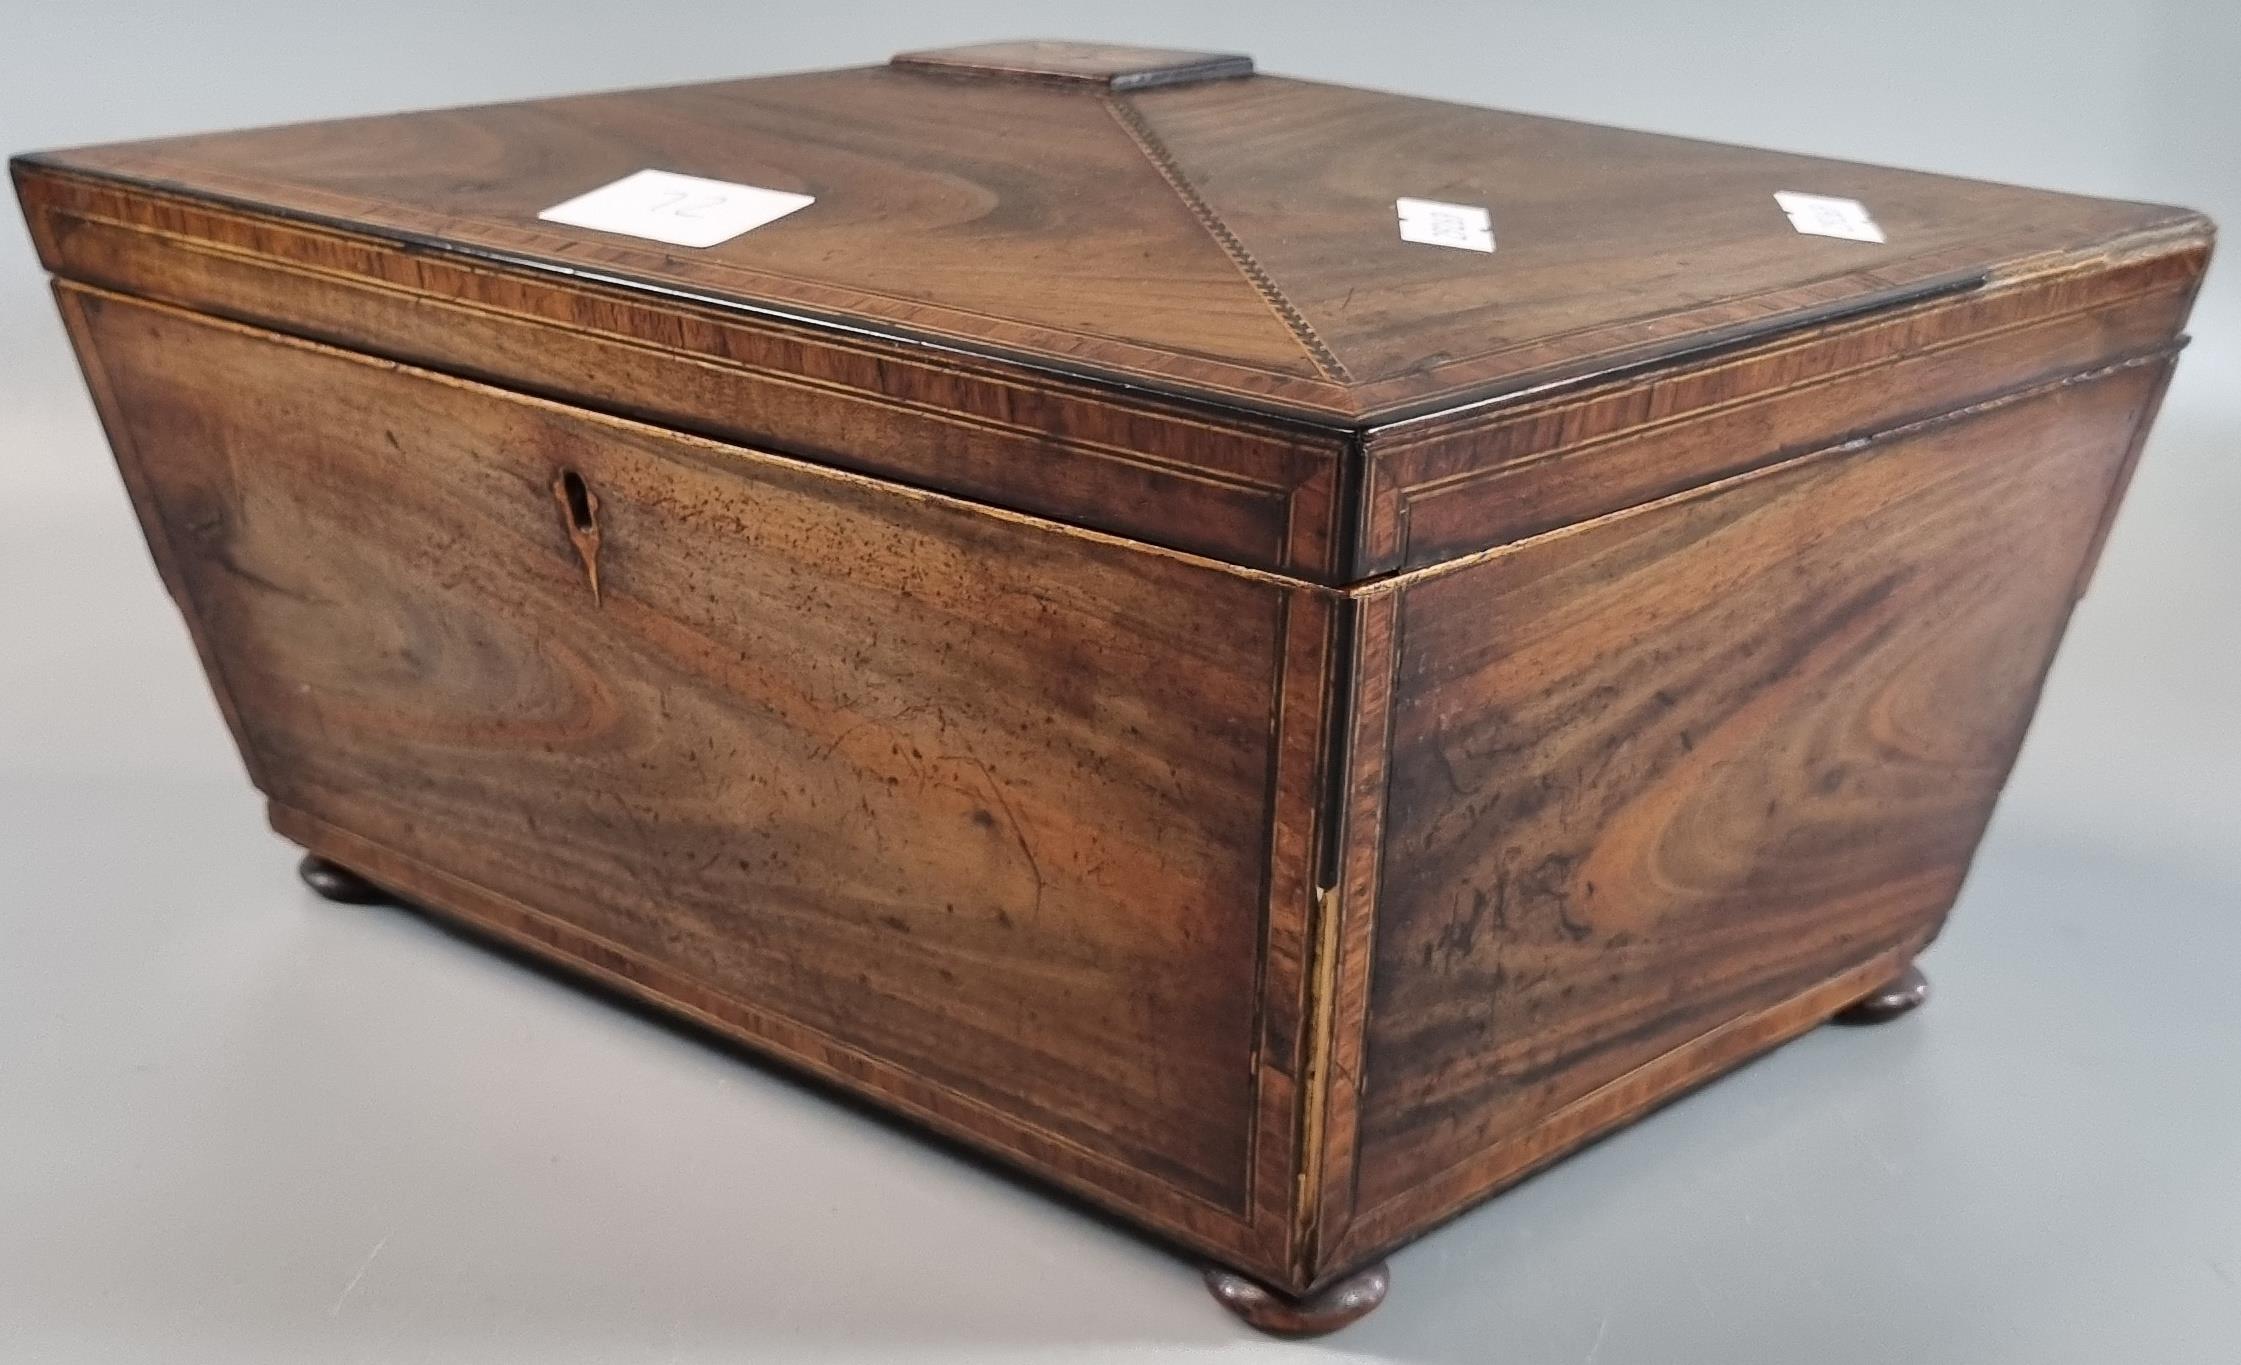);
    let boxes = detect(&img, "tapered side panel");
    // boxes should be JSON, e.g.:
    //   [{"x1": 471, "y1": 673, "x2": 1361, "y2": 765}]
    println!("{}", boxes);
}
[
  {"x1": 55, "y1": 283, "x2": 277, "y2": 791},
  {"x1": 1332, "y1": 356, "x2": 2174, "y2": 1268},
  {"x1": 60, "y1": 283, "x2": 1332, "y2": 1280}
]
